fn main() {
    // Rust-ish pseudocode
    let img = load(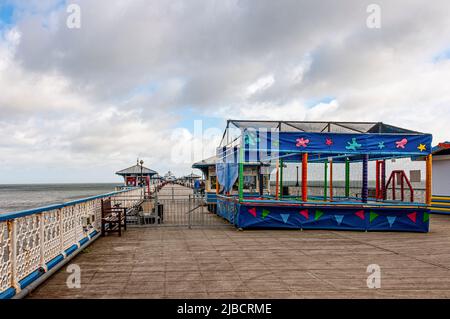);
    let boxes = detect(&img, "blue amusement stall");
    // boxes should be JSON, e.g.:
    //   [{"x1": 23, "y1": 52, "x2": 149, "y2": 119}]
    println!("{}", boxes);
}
[{"x1": 214, "y1": 120, "x2": 433, "y2": 232}]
